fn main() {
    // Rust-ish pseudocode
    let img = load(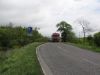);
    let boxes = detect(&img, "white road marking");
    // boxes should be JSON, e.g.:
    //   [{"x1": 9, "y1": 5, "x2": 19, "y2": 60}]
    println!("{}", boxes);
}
[{"x1": 36, "y1": 43, "x2": 53, "y2": 75}]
